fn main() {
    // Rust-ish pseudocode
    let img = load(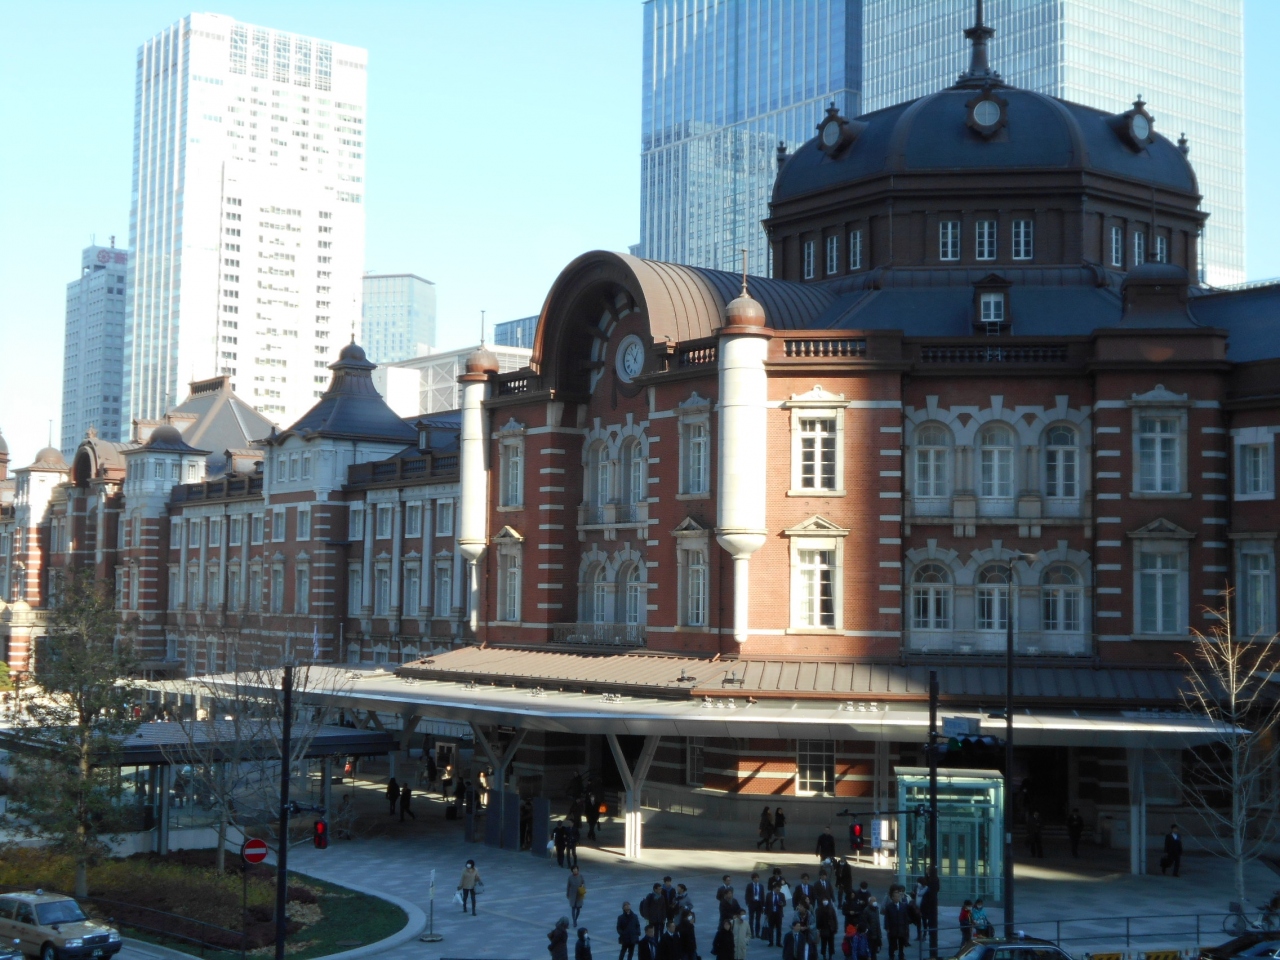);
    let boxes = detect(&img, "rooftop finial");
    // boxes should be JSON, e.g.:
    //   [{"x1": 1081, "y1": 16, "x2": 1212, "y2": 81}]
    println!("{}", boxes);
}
[
  {"x1": 480, "y1": 309, "x2": 486, "y2": 346},
  {"x1": 740, "y1": 249, "x2": 749, "y2": 296},
  {"x1": 956, "y1": 0, "x2": 1002, "y2": 88}
]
